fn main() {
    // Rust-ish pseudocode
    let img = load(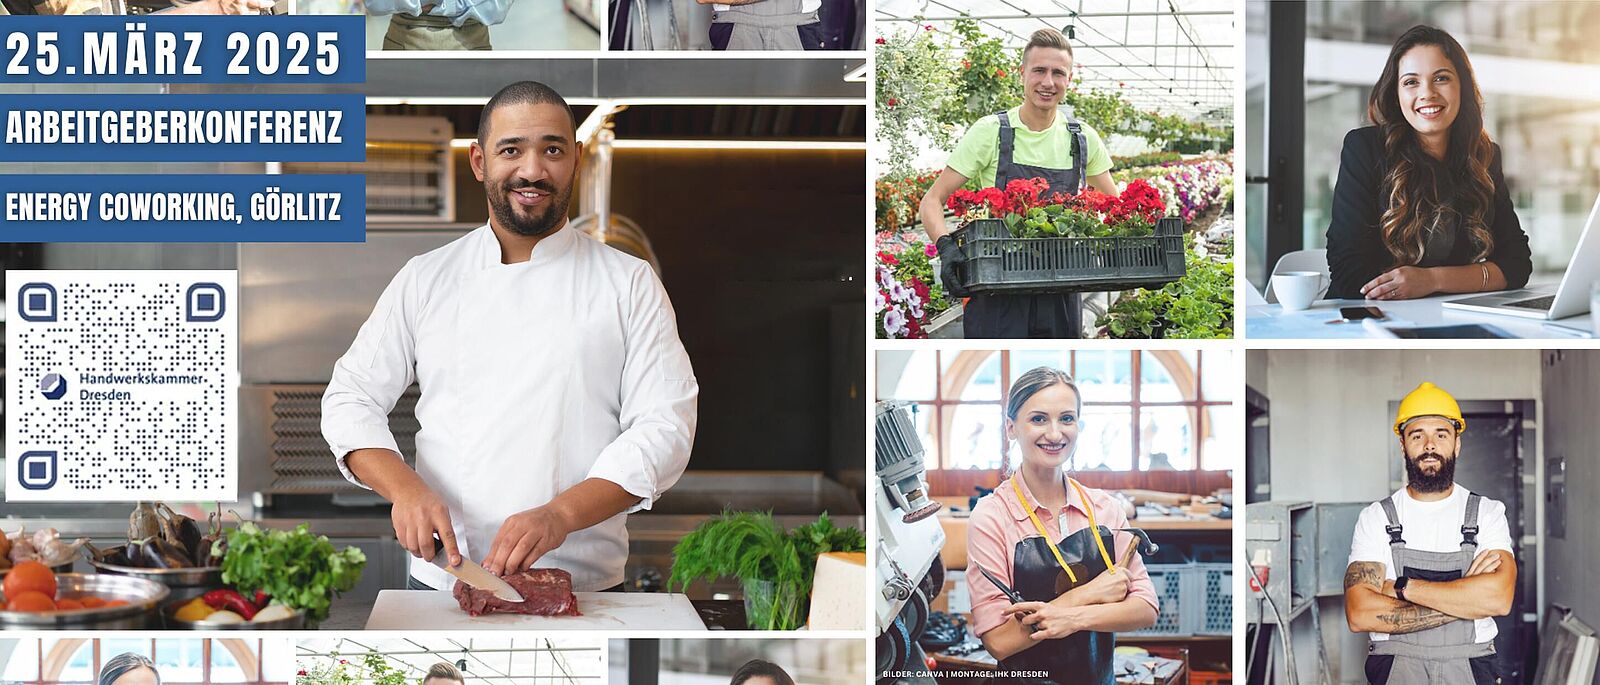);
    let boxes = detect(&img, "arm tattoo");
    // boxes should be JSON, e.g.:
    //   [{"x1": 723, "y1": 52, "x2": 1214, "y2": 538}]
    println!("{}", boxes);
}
[
  {"x1": 1375, "y1": 604, "x2": 1457, "y2": 634},
  {"x1": 1344, "y1": 562, "x2": 1383, "y2": 590}
]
